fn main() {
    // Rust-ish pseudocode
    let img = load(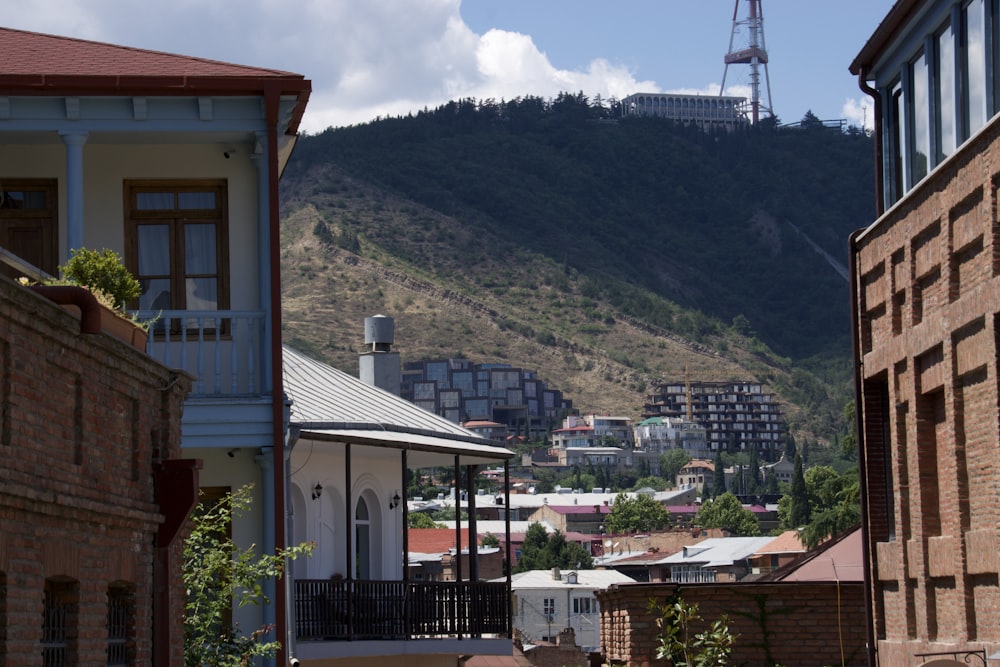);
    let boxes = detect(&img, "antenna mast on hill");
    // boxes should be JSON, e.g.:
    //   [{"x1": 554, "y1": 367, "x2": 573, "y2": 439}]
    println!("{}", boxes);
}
[{"x1": 720, "y1": 0, "x2": 773, "y2": 124}]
